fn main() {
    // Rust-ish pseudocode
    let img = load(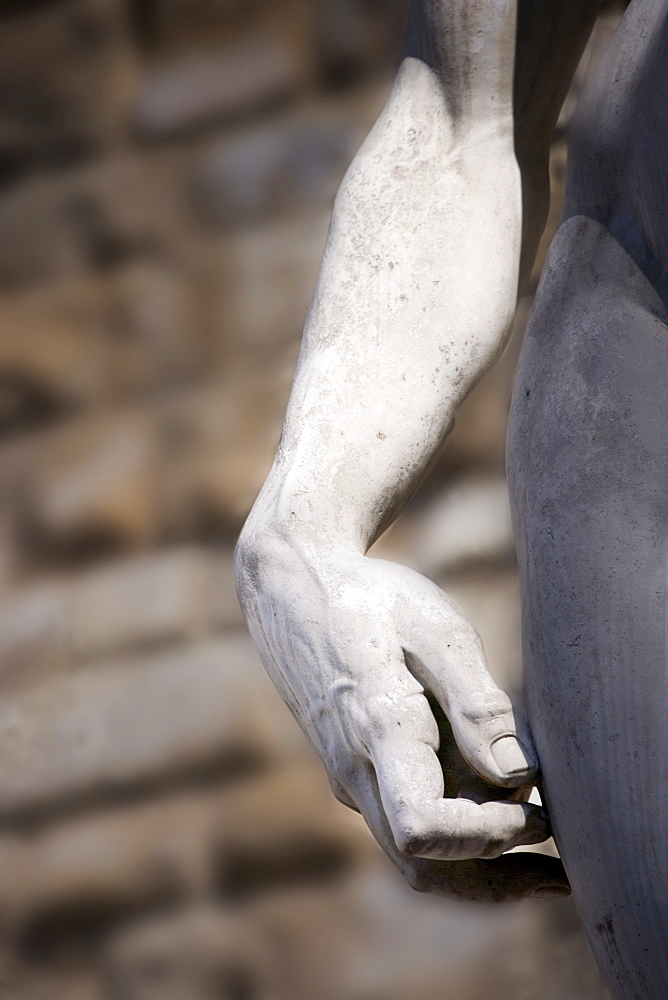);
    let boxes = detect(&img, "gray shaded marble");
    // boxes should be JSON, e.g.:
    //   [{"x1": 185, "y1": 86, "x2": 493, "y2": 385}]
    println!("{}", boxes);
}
[{"x1": 509, "y1": 3, "x2": 668, "y2": 995}]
